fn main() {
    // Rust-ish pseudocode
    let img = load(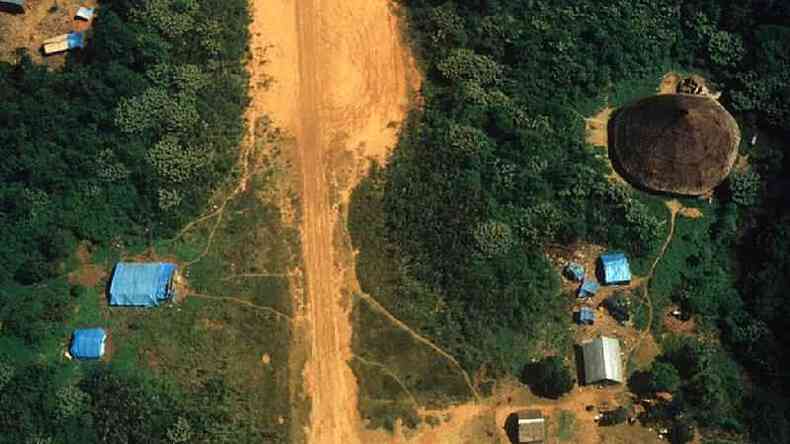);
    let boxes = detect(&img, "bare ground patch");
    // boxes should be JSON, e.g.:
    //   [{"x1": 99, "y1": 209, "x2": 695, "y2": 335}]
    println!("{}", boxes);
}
[{"x1": 0, "y1": 0, "x2": 97, "y2": 66}]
